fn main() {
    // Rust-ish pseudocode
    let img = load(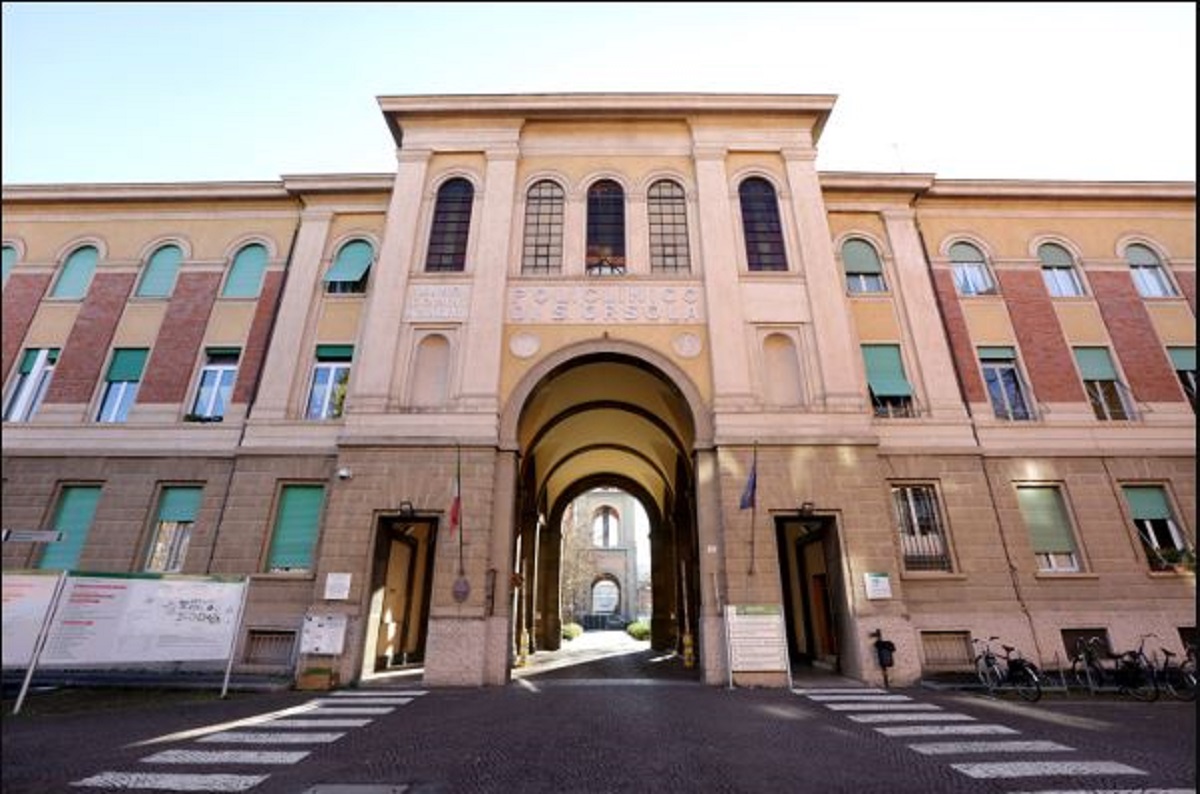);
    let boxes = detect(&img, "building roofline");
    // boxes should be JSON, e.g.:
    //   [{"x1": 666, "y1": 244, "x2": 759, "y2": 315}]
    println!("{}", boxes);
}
[
  {"x1": 923, "y1": 178, "x2": 1195, "y2": 200},
  {"x1": 2, "y1": 174, "x2": 395, "y2": 203}
]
